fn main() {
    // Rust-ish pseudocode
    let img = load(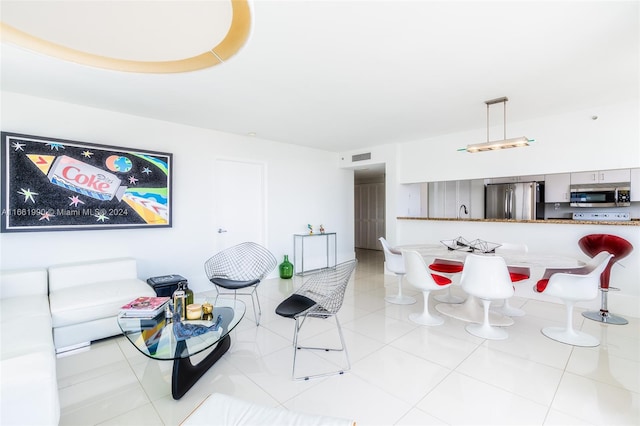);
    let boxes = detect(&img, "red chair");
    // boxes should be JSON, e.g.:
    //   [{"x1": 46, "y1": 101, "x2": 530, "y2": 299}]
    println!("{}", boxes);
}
[{"x1": 578, "y1": 234, "x2": 633, "y2": 325}]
